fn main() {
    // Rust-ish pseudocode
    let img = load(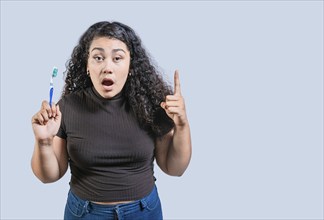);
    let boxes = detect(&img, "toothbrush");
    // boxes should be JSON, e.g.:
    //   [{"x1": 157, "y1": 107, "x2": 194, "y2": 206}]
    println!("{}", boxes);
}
[{"x1": 49, "y1": 67, "x2": 58, "y2": 107}]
